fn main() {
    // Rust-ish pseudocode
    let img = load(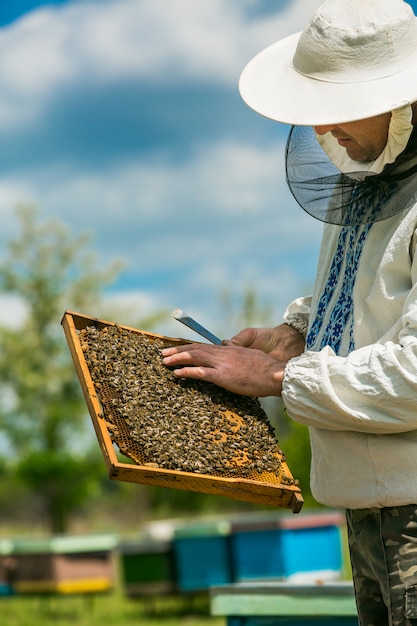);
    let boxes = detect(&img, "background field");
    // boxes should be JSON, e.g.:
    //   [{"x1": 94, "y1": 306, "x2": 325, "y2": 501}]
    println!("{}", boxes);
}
[{"x1": 0, "y1": 589, "x2": 224, "y2": 626}]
